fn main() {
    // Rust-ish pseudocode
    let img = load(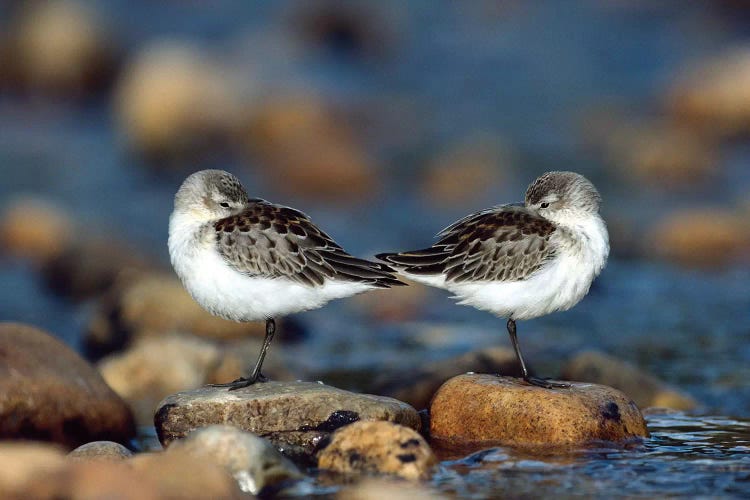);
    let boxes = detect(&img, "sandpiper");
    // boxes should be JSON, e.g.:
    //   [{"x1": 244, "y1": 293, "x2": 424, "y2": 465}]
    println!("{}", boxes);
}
[
  {"x1": 378, "y1": 171, "x2": 609, "y2": 388},
  {"x1": 168, "y1": 169, "x2": 404, "y2": 390}
]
